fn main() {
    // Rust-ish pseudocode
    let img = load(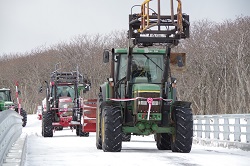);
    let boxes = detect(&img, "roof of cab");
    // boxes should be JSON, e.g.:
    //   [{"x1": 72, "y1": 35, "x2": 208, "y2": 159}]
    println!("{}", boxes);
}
[
  {"x1": 114, "y1": 48, "x2": 166, "y2": 54},
  {"x1": 0, "y1": 88, "x2": 11, "y2": 91}
]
